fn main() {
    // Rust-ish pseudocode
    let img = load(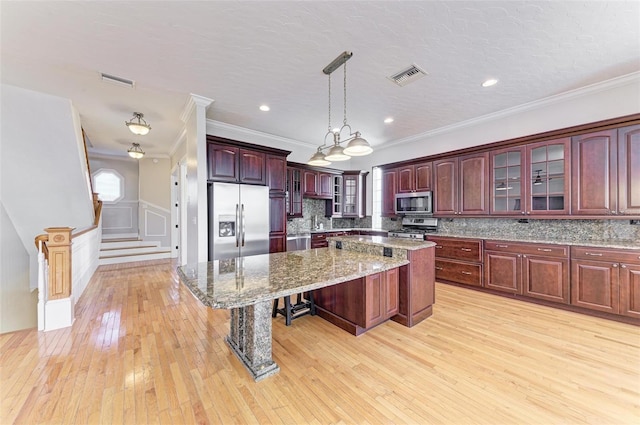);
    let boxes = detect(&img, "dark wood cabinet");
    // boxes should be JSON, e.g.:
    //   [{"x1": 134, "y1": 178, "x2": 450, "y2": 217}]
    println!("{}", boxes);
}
[
  {"x1": 365, "y1": 269, "x2": 399, "y2": 328},
  {"x1": 269, "y1": 194, "x2": 286, "y2": 253},
  {"x1": 617, "y1": 125, "x2": 640, "y2": 215},
  {"x1": 207, "y1": 144, "x2": 239, "y2": 182},
  {"x1": 266, "y1": 154, "x2": 287, "y2": 193},
  {"x1": 286, "y1": 167, "x2": 303, "y2": 217},
  {"x1": 303, "y1": 170, "x2": 318, "y2": 197},
  {"x1": 484, "y1": 241, "x2": 569, "y2": 303},
  {"x1": 303, "y1": 170, "x2": 333, "y2": 199},
  {"x1": 525, "y1": 138, "x2": 571, "y2": 215},
  {"x1": 342, "y1": 171, "x2": 368, "y2": 218},
  {"x1": 397, "y1": 162, "x2": 432, "y2": 193},
  {"x1": 239, "y1": 149, "x2": 266, "y2": 184},
  {"x1": 434, "y1": 153, "x2": 489, "y2": 216},
  {"x1": 428, "y1": 236, "x2": 483, "y2": 287},
  {"x1": 318, "y1": 173, "x2": 333, "y2": 198},
  {"x1": 571, "y1": 246, "x2": 640, "y2": 316},
  {"x1": 381, "y1": 169, "x2": 397, "y2": 217},
  {"x1": 490, "y1": 146, "x2": 526, "y2": 215}
]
